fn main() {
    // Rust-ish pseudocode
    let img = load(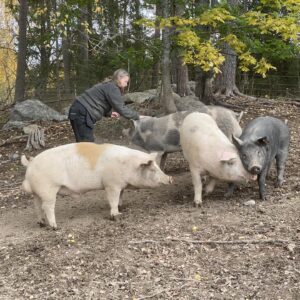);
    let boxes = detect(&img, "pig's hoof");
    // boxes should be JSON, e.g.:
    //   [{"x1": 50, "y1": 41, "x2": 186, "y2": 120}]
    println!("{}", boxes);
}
[
  {"x1": 110, "y1": 213, "x2": 122, "y2": 221},
  {"x1": 38, "y1": 221, "x2": 46, "y2": 228},
  {"x1": 275, "y1": 180, "x2": 283, "y2": 188},
  {"x1": 224, "y1": 191, "x2": 233, "y2": 198},
  {"x1": 194, "y1": 202, "x2": 202, "y2": 208}
]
